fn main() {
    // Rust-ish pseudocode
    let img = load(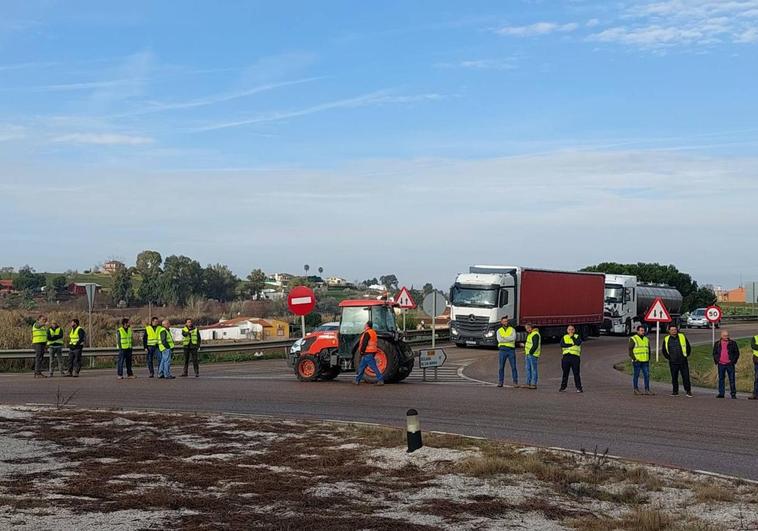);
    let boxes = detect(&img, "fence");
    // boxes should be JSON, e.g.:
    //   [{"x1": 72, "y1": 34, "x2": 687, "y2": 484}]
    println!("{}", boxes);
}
[{"x1": 0, "y1": 328, "x2": 451, "y2": 361}]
